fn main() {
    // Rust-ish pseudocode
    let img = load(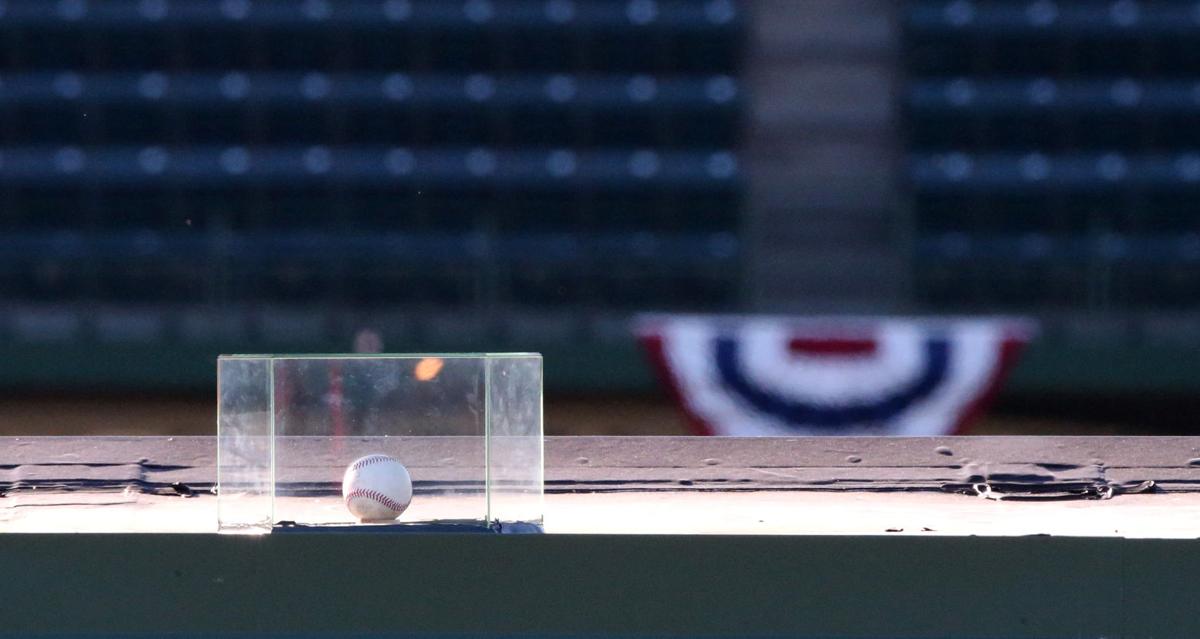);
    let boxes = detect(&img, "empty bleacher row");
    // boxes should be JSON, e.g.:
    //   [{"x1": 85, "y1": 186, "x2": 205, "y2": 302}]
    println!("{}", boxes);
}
[
  {"x1": 0, "y1": 0, "x2": 747, "y2": 318},
  {"x1": 910, "y1": 78, "x2": 1200, "y2": 150},
  {"x1": 0, "y1": 146, "x2": 740, "y2": 237},
  {"x1": 0, "y1": 0, "x2": 741, "y2": 75},
  {"x1": 0, "y1": 72, "x2": 740, "y2": 146},
  {"x1": 914, "y1": 151, "x2": 1200, "y2": 192},
  {"x1": 0, "y1": 230, "x2": 739, "y2": 308},
  {"x1": 904, "y1": 0, "x2": 1200, "y2": 311},
  {"x1": 906, "y1": 0, "x2": 1200, "y2": 75},
  {"x1": 0, "y1": 147, "x2": 738, "y2": 186},
  {"x1": 909, "y1": 0, "x2": 1200, "y2": 35},
  {"x1": 918, "y1": 231, "x2": 1200, "y2": 308}
]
